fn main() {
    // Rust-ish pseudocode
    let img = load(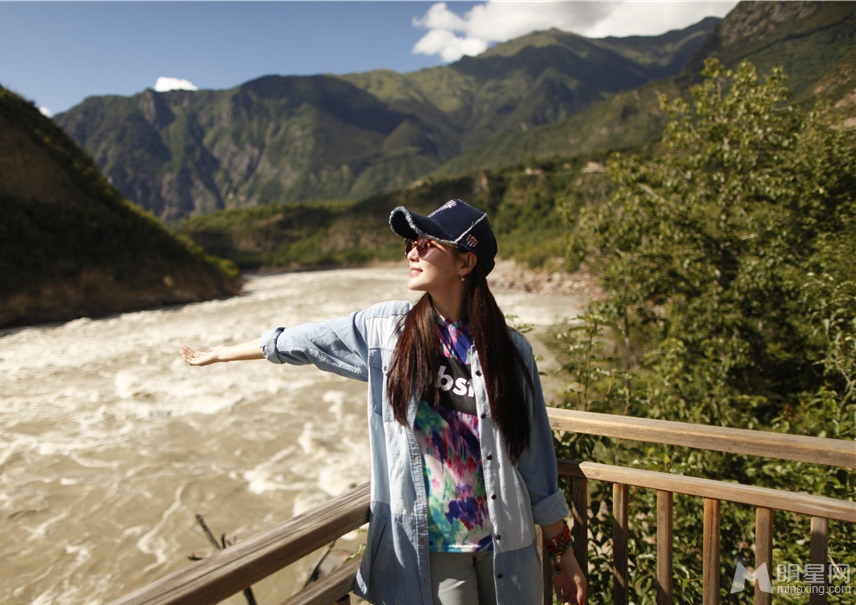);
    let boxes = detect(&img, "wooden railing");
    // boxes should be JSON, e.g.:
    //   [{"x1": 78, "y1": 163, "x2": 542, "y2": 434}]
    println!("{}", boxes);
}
[
  {"x1": 107, "y1": 411, "x2": 855, "y2": 605},
  {"x1": 549, "y1": 410, "x2": 855, "y2": 605}
]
